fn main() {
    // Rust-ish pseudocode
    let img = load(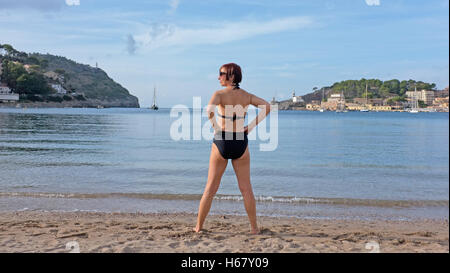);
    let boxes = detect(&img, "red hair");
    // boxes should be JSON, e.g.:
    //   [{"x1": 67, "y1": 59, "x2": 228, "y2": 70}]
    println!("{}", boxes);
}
[{"x1": 220, "y1": 63, "x2": 242, "y2": 86}]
